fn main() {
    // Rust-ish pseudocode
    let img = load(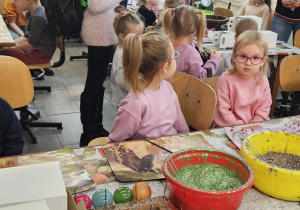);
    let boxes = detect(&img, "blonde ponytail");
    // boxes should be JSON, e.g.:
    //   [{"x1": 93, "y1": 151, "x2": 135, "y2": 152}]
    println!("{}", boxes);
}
[
  {"x1": 195, "y1": 11, "x2": 206, "y2": 50},
  {"x1": 123, "y1": 34, "x2": 144, "y2": 95}
]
